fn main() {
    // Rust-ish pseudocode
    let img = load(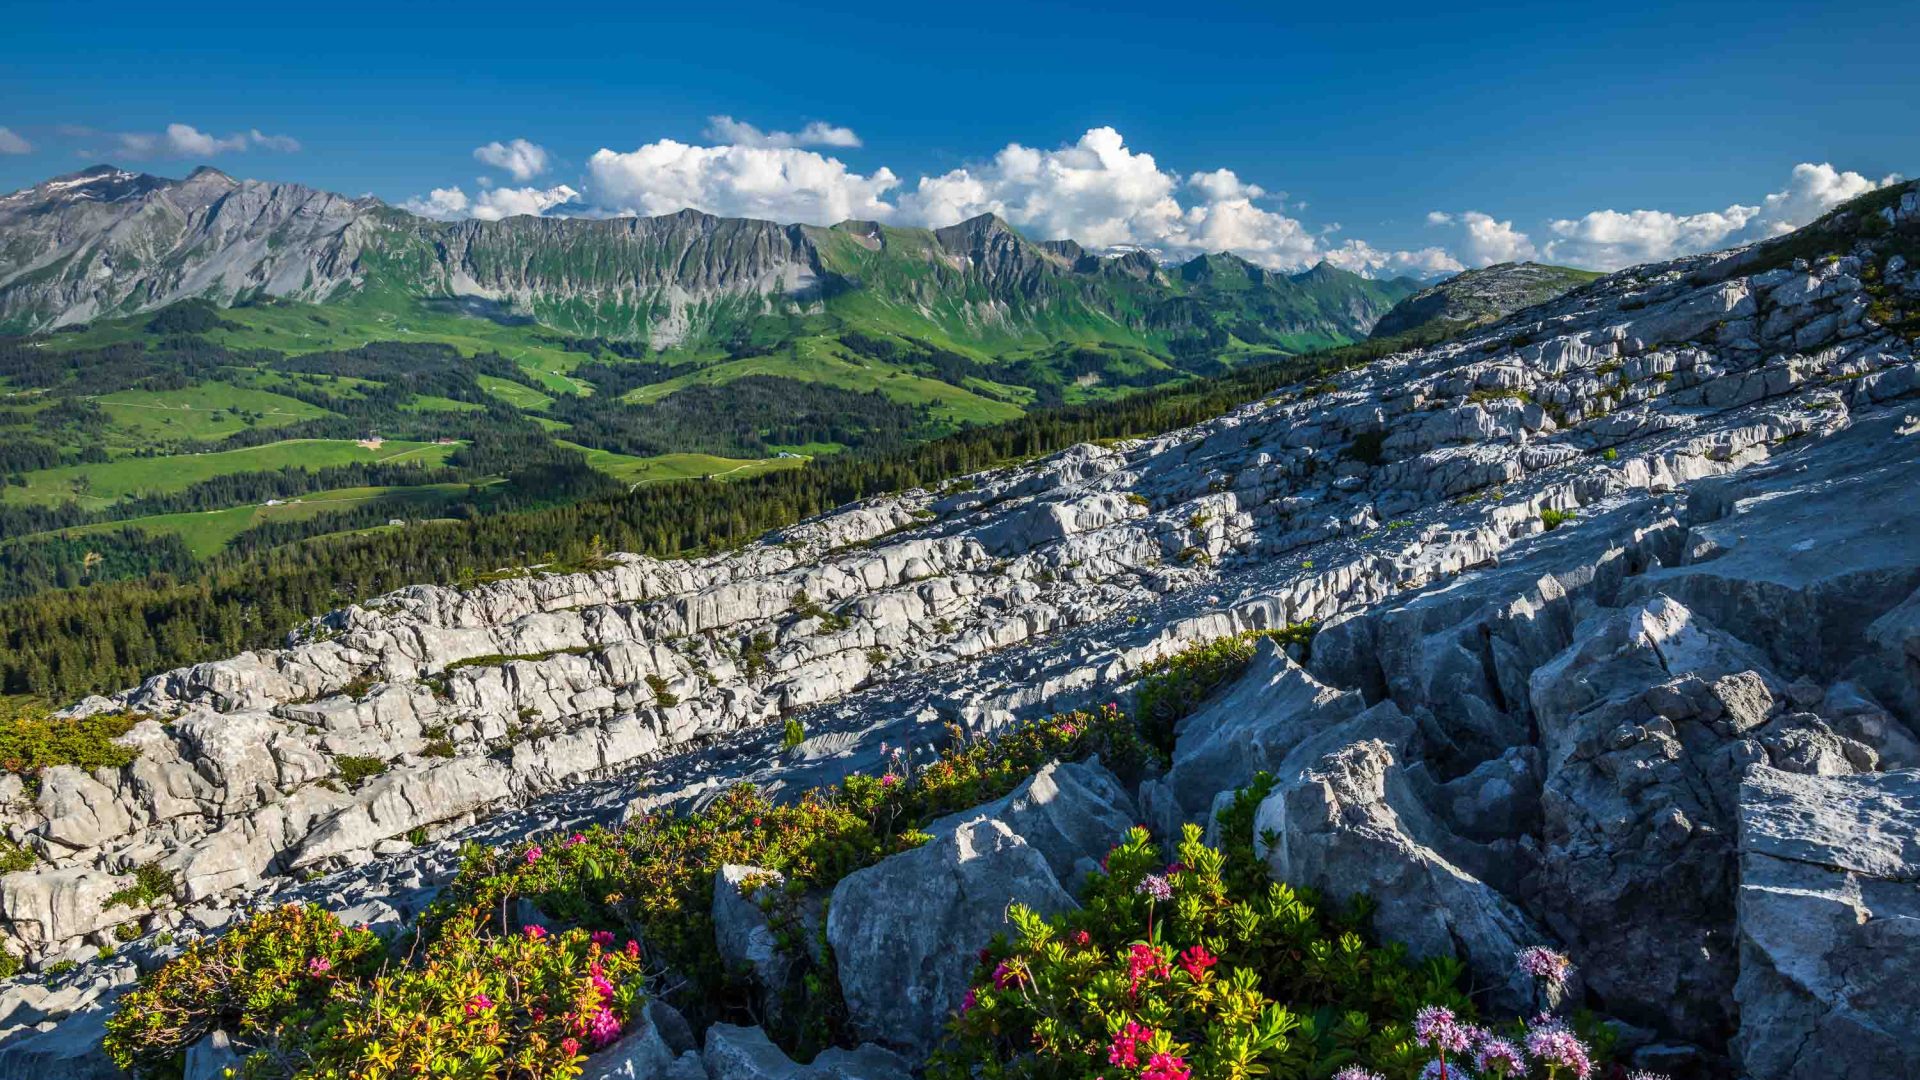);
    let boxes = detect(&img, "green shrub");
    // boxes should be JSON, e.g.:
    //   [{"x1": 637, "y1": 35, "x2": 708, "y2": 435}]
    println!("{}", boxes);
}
[
  {"x1": 0, "y1": 700, "x2": 141, "y2": 793},
  {"x1": 1600, "y1": 448, "x2": 1618, "y2": 462},
  {"x1": 45, "y1": 959, "x2": 77, "y2": 976},
  {"x1": 103, "y1": 862, "x2": 176, "y2": 911},
  {"x1": 106, "y1": 904, "x2": 646, "y2": 1080},
  {"x1": 0, "y1": 837, "x2": 37, "y2": 874},
  {"x1": 429, "y1": 706, "x2": 1153, "y2": 1055},
  {"x1": 1467, "y1": 387, "x2": 1533, "y2": 406},
  {"x1": 0, "y1": 952, "x2": 18, "y2": 980},
  {"x1": 333, "y1": 754, "x2": 388, "y2": 786},
  {"x1": 1133, "y1": 628, "x2": 1315, "y2": 754},
  {"x1": 743, "y1": 632, "x2": 776, "y2": 677},
  {"x1": 302, "y1": 925, "x2": 646, "y2": 1078},
  {"x1": 645, "y1": 674, "x2": 679, "y2": 708},
  {"x1": 1126, "y1": 493, "x2": 1151, "y2": 508},
  {"x1": 1540, "y1": 508, "x2": 1577, "y2": 531},
  {"x1": 931, "y1": 823, "x2": 1469, "y2": 1080},
  {"x1": 782, "y1": 717, "x2": 808, "y2": 750},
  {"x1": 104, "y1": 904, "x2": 387, "y2": 1075}
]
